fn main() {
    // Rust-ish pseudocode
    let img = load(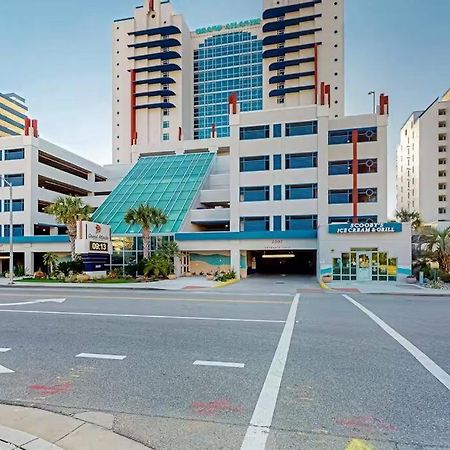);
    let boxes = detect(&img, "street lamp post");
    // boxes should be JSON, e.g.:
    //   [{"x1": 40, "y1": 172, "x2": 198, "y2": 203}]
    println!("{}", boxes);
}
[
  {"x1": 0, "y1": 176, "x2": 14, "y2": 285},
  {"x1": 368, "y1": 91, "x2": 376, "y2": 114}
]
